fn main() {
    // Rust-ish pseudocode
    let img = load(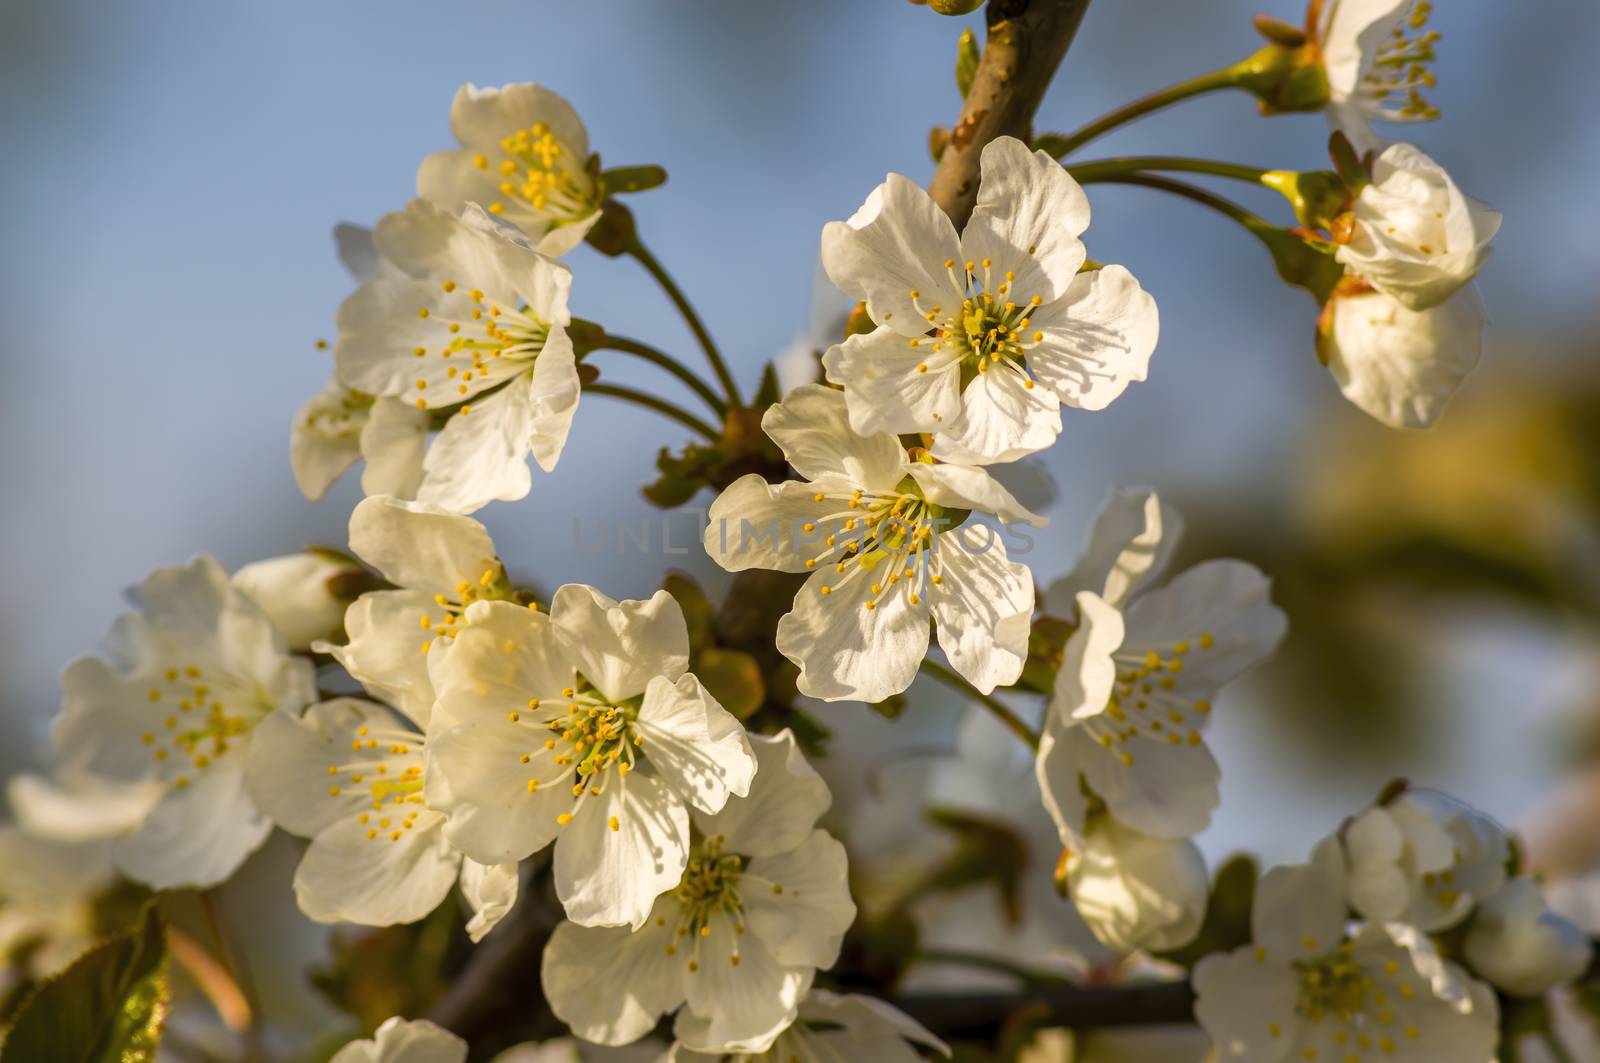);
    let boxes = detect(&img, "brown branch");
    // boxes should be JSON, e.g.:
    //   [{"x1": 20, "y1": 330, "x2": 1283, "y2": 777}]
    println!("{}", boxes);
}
[
  {"x1": 892, "y1": 980, "x2": 1197, "y2": 1039},
  {"x1": 927, "y1": 0, "x2": 1097, "y2": 226}
]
